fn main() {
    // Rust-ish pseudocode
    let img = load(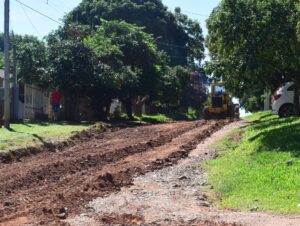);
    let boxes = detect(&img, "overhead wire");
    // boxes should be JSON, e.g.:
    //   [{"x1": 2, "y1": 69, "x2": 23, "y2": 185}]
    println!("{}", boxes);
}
[
  {"x1": 181, "y1": 10, "x2": 209, "y2": 18},
  {"x1": 19, "y1": 3, "x2": 41, "y2": 36},
  {"x1": 43, "y1": 0, "x2": 69, "y2": 15},
  {"x1": 15, "y1": 0, "x2": 62, "y2": 25}
]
